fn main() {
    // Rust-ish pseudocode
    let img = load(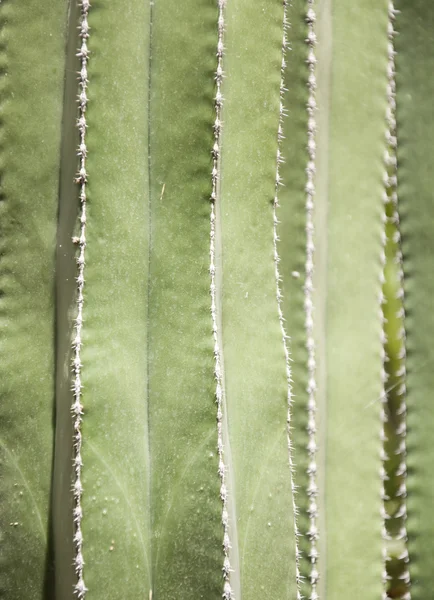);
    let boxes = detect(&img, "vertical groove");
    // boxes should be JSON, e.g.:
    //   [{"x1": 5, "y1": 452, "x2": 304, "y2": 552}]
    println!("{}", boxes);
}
[
  {"x1": 210, "y1": 1, "x2": 233, "y2": 598},
  {"x1": 274, "y1": 2, "x2": 301, "y2": 598},
  {"x1": 71, "y1": 0, "x2": 90, "y2": 596},
  {"x1": 304, "y1": 3, "x2": 320, "y2": 599},
  {"x1": 381, "y1": 3, "x2": 411, "y2": 599}
]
